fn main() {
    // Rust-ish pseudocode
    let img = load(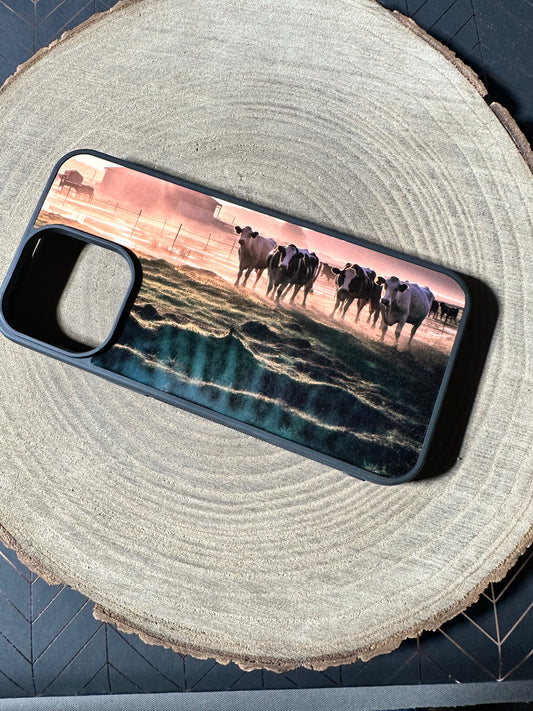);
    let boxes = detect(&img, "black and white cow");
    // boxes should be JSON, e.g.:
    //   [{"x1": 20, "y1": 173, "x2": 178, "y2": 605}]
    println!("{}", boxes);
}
[
  {"x1": 234, "y1": 225, "x2": 277, "y2": 287},
  {"x1": 266, "y1": 244, "x2": 320, "y2": 307},
  {"x1": 330, "y1": 262, "x2": 370, "y2": 318},
  {"x1": 330, "y1": 264, "x2": 379, "y2": 323},
  {"x1": 376, "y1": 276, "x2": 433, "y2": 344}
]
